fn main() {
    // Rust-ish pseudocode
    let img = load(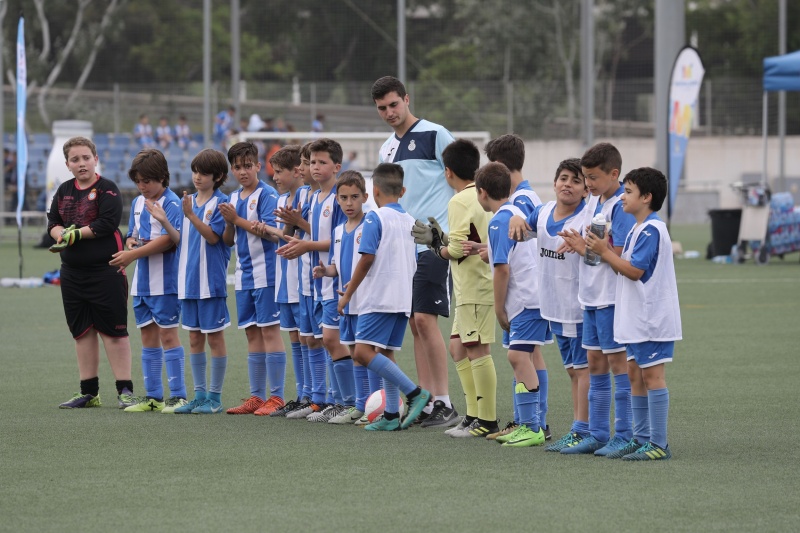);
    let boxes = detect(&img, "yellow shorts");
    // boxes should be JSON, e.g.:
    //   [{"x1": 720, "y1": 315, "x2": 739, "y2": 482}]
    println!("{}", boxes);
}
[{"x1": 451, "y1": 304, "x2": 496, "y2": 346}]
